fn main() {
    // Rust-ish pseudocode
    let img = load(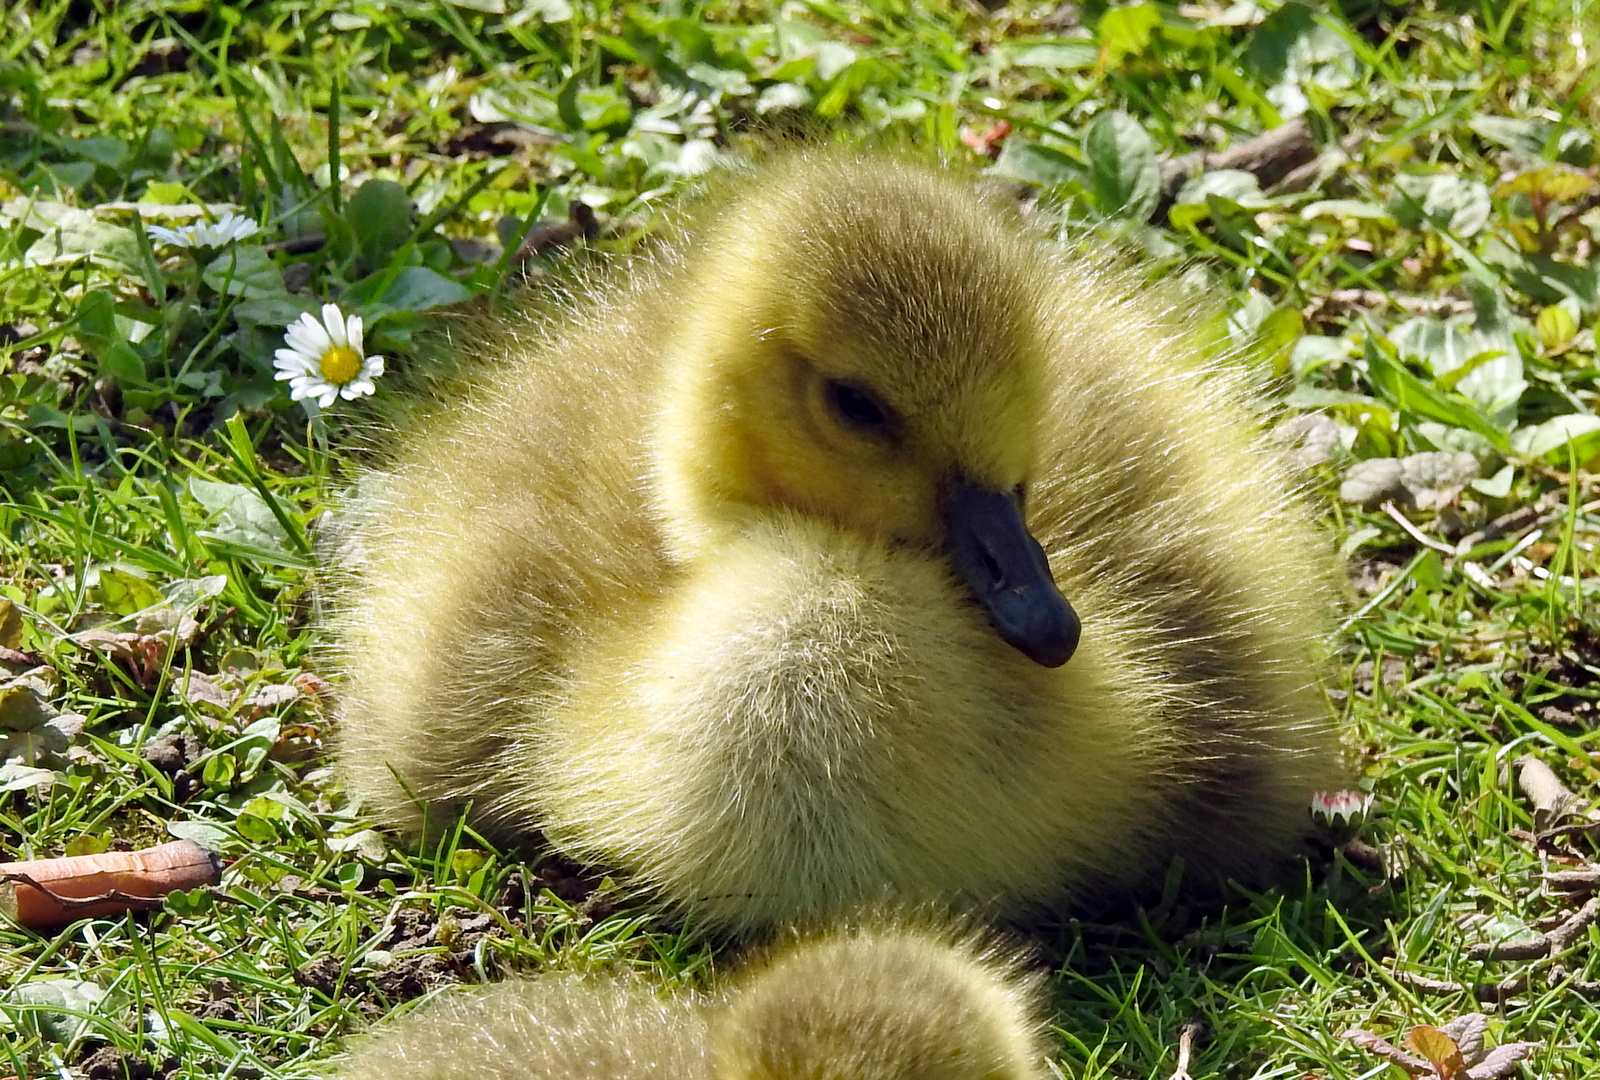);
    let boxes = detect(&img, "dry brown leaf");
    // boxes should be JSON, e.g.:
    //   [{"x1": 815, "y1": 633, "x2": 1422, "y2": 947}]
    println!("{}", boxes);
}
[
  {"x1": 0, "y1": 599, "x2": 21, "y2": 650},
  {"x1": 1348, "y1": 1017, "x2": 1539, "y2": 1080},
  {"x1": 1407, "y1": 1025, "x2": 1467, "y2": 1079},
  {"x1": 1344, "y1": 1028, "x2": 1429, "y2": 1075}
]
